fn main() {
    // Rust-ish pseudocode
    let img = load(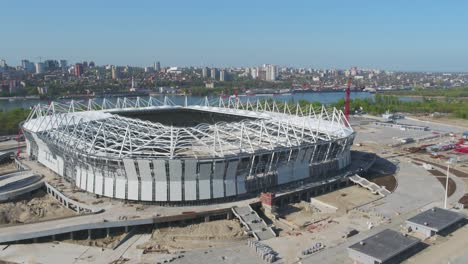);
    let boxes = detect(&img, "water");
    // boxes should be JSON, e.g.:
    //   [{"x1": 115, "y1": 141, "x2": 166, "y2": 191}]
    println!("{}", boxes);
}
[{"x1": 0, "y1": 92, "x2": 420, "y2": 111}]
